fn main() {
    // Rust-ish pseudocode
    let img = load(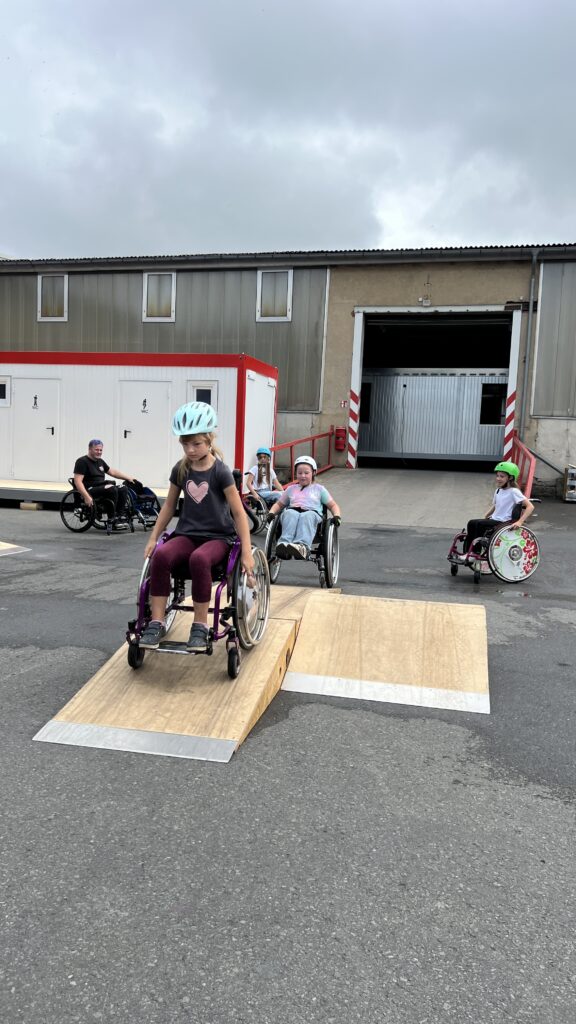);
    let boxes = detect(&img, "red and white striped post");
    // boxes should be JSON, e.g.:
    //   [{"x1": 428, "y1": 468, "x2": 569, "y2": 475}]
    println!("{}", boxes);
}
[
  {"x1": 346, "y1": 310, "x2": 365, "y2": 469},
  {"x1": 503, "y1": 309, "x2": 522, "y2": 459},
  {"x1": 346, "y1": 388, "x2": 359, "y2": 468}
]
